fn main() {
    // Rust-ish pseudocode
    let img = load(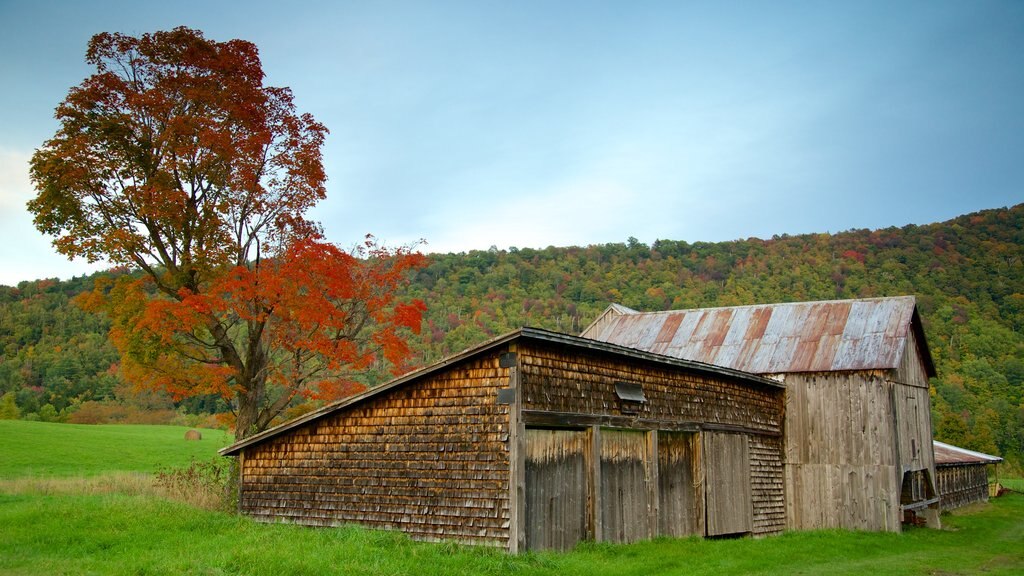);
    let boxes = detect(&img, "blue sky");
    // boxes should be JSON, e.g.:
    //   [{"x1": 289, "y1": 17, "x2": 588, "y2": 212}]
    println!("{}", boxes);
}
[{"x1": 1, "y1": 1, "x2": 1022, "y2": 285}]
